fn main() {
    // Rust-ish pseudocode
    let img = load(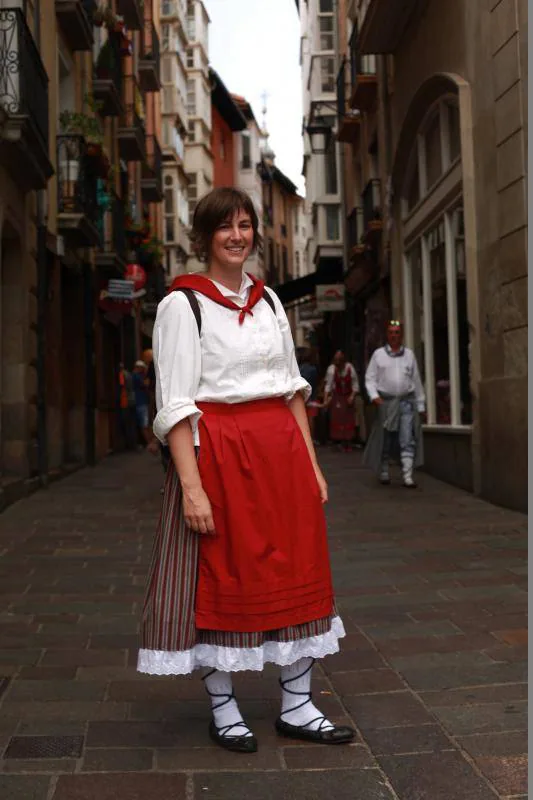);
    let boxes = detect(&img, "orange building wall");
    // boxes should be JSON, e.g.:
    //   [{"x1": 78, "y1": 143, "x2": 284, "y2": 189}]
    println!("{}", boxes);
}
[{"x1": 211, "y1": 106, "x2": 237, "y2": 188}]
